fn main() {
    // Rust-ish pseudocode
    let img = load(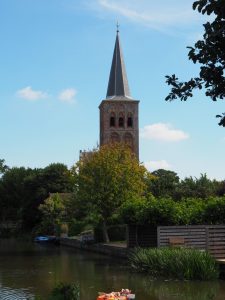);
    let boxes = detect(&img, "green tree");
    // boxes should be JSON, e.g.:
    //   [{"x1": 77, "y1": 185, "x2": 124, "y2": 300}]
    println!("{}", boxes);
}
[
  {"x1": 215, "y1": 180, "x2": 225, "y2": 196},
  {"x1": 0, "y1": 167, "x2": 34, "y2": 223},
  {"x1": 0, "y1": 163, "x2": 74, "y2": 233},
  {"x1": 166, "y1": 0, "x2": 225, "y2": 126},
  {"x1": 40, "y1": 163, "x2": 74, "y2": 194},
  {"x1": 147, "y1": 169, "x2": 180, "y2": 198},
  {"x1": 74, "y1": 143, "x2": 149, "y2": 242},
  {"x1": 38, "y1": 193, "x2": 66, "y2": 235},
  {"x1": 22, "y1": 163, "x2": 74, "y2": 230},
  {"x1": 0, "y1": 159, "x2": 8, "y2": 175},
  {"x1": 176, "y1": 173, "x2": 218, "y2": 199}
]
